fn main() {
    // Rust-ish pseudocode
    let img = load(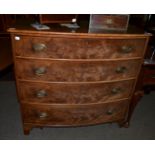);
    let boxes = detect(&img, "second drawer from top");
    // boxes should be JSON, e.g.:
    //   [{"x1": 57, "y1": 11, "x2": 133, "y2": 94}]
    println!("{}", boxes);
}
[{"x1": 15, "y1": 58, "x2": 141, "y2": 82}]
